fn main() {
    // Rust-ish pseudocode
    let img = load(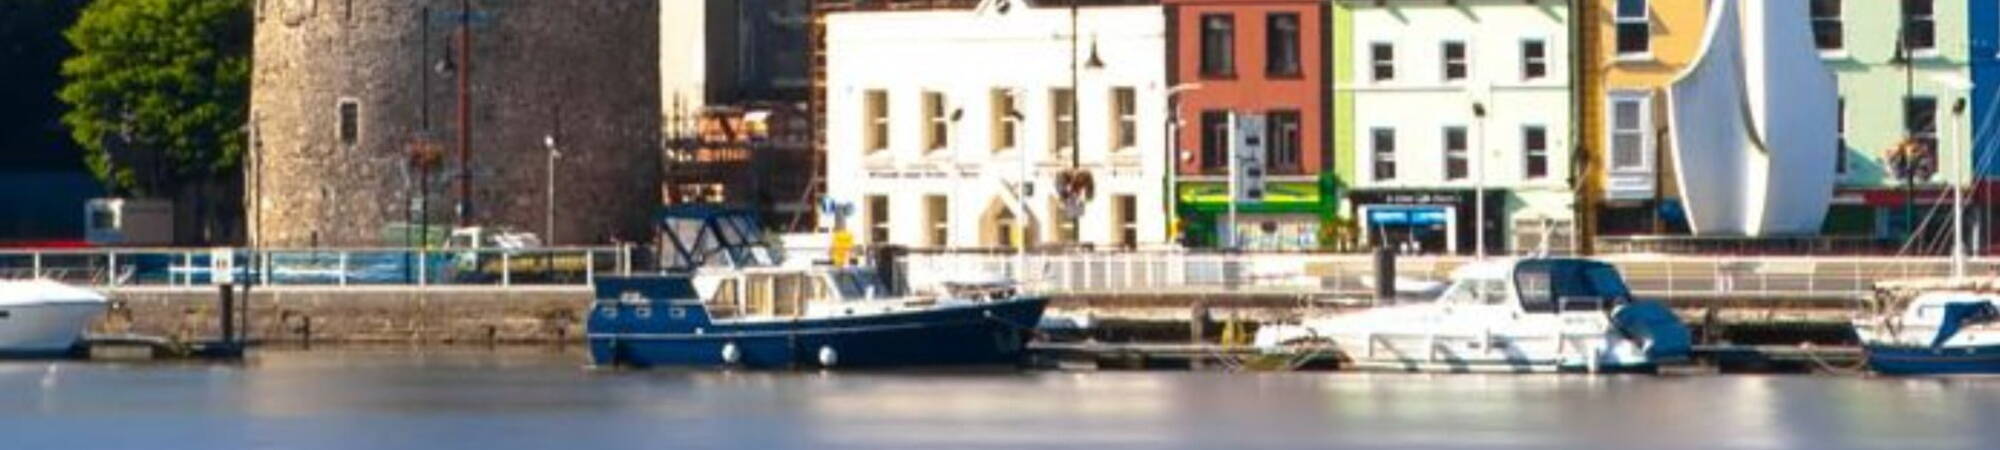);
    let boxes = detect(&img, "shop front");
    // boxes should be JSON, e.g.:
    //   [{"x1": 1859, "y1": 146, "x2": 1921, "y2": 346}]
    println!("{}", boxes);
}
[
  {"x1": 1349, "y1": 189, "x2": 1506, "y2": 255},
  {"x1": 1173, "y1": 175, "x2": 1338, "y2": 251}
]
